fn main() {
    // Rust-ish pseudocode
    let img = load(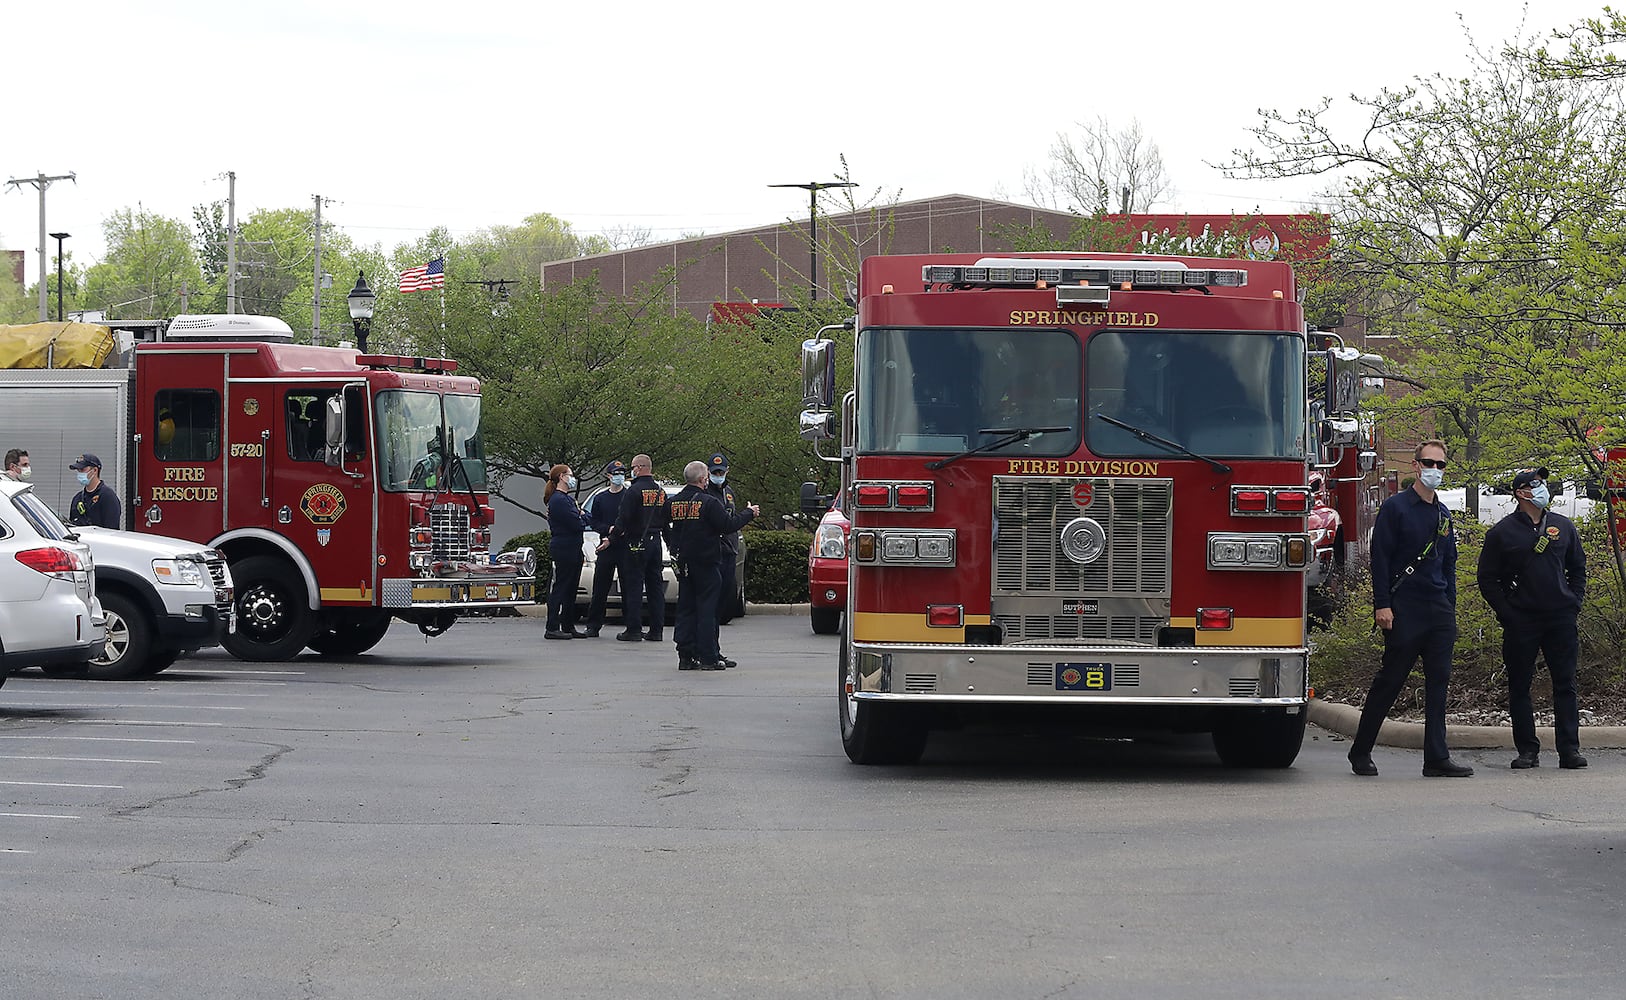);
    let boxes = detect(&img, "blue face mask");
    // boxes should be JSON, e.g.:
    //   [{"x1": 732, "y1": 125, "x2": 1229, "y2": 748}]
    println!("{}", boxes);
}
[
  {"x1": 709, "y1": 474, "x2": 726, "y2": 486},
  {"x1": 1528, "y1": 482, "x2": 1551, "y2": 509},
  {"x1": 610, "y1": 474, "x2": 626, "y2": 488},
  {"x1": 76, "y1": 471, "x2": 91, "y2": 487},
  {"x1": 565, "y1": 476, "x2": 577, "y2": 491},
  {"x1": 1419, "y1": 467, "x2": 1444, "y2": 490}
]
